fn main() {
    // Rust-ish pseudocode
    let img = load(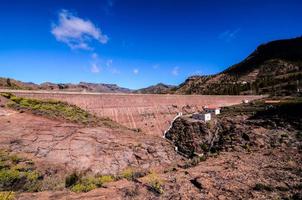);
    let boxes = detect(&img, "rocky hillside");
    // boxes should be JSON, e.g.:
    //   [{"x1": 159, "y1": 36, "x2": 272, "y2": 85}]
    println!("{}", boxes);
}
[
  {"x1": 166, "y1": 98, "x2": 302, "y2": 157},
  {"x1": 0, "y1": 77, "x2": 132, "y2": 93},
  {"x1": 176, "y1": 37, "x2": 302, "y2": 95},
  {"x1": 134, "y1": 83, "x2": 175, "y2": 94},
  {"x1": 0, "y1": 77, "x2": 38, "y2": 90}
]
